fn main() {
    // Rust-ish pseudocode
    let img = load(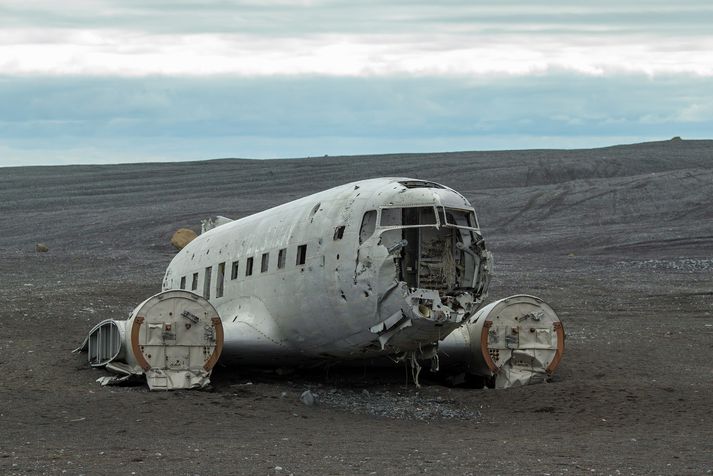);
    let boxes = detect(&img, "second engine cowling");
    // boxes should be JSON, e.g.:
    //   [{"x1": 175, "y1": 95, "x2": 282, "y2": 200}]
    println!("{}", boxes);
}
[{"x1": 438, "y1": 294, "x2": 564, "y2": 388}]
